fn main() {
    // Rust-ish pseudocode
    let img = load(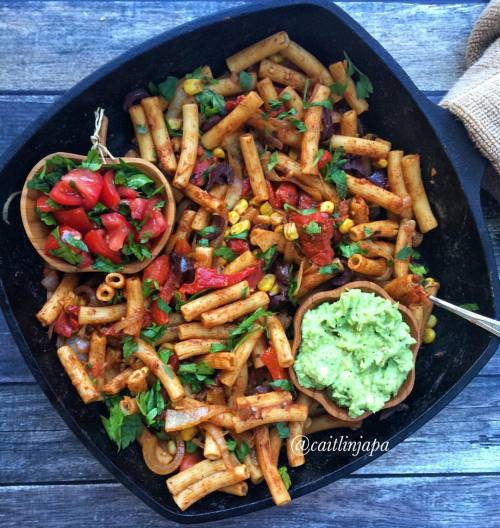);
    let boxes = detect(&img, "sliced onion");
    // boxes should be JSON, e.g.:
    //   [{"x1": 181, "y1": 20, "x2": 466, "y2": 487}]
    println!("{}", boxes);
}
[
  {"x1": 41, "y1": 271, "x2": 60, "y2": 292},
  {"x1": 123, "y1": 89, "x2": 149, "y2": 112},
  {"x1": 67, "y1": 336, "x2": 90, "y2": 355},
  {"x1": 164, "y1": 405, "x2": 225, "y2": 432},
  {"x1": 140, "y1": 429, "x2": 185, "y2": 475}
]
